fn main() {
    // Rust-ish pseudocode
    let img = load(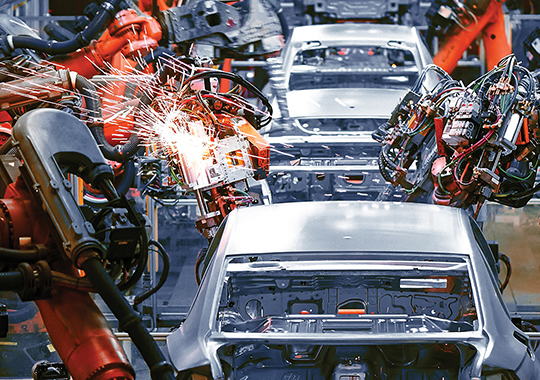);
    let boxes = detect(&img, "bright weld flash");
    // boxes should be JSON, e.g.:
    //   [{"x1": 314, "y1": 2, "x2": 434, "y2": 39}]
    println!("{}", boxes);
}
[{"x1": 151, "y1": 109, "x2": 215, "y2": 187}]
